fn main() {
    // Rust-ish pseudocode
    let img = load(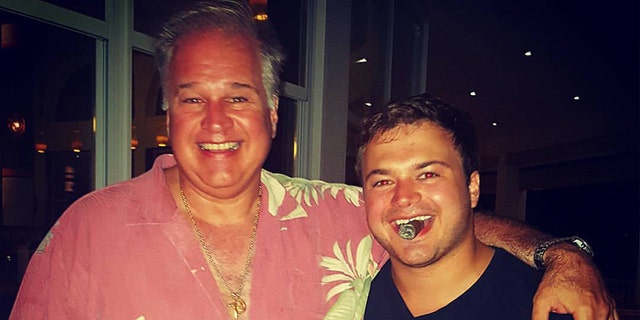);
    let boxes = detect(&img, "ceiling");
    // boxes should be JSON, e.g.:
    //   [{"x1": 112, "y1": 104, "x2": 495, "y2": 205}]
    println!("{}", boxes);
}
[{"x1": 418, "y1": 0, "x2": 638, "y2": 161}]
